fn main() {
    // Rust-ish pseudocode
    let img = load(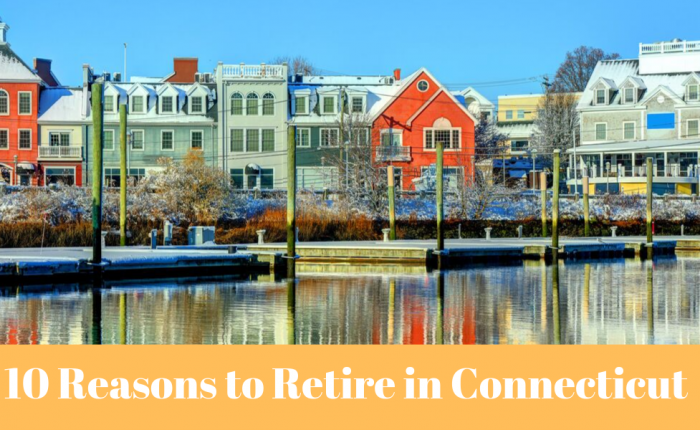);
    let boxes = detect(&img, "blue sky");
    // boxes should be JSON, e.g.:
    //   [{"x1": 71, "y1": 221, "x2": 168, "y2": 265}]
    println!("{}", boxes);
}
[{"x1": 3, "y1": 0, "x2": 698, "y2": 102}]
